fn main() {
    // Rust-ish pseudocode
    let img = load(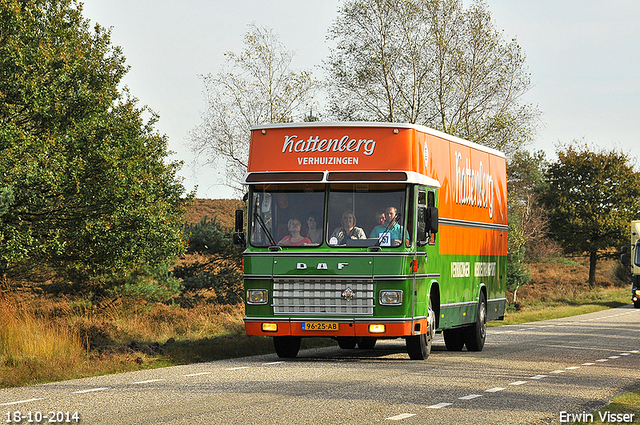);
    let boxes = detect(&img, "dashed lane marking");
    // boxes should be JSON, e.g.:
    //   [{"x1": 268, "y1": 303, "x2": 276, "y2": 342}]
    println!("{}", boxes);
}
[
  {"x1": 459, "y1": 394, "x2": 483, "y2": 400},
  {"x1": 428, "y1": 402, "x2": 453, "y2": 409},
  {"x1": 72, "y1": 388, "x2": 109, "y2": 394},
  {"x1": 386, "y1": 413, "x2": 416, "y2": 420},
  {"x1": 132, "y1": 379, "x2": 165, "y2": 384},
  {"x1": 0, "y1": 398, "x2": 45, "y2": 406}
]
